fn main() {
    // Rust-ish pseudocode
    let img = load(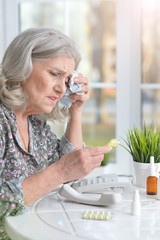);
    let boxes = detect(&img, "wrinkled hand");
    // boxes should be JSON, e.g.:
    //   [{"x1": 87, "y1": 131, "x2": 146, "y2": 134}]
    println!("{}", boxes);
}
[
  {"x1": 69, "y1": 73, "x2": 89, "y2": 111},
  {"x1": 55, "y1": 146, "x2": 111, "y2": 183}
]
